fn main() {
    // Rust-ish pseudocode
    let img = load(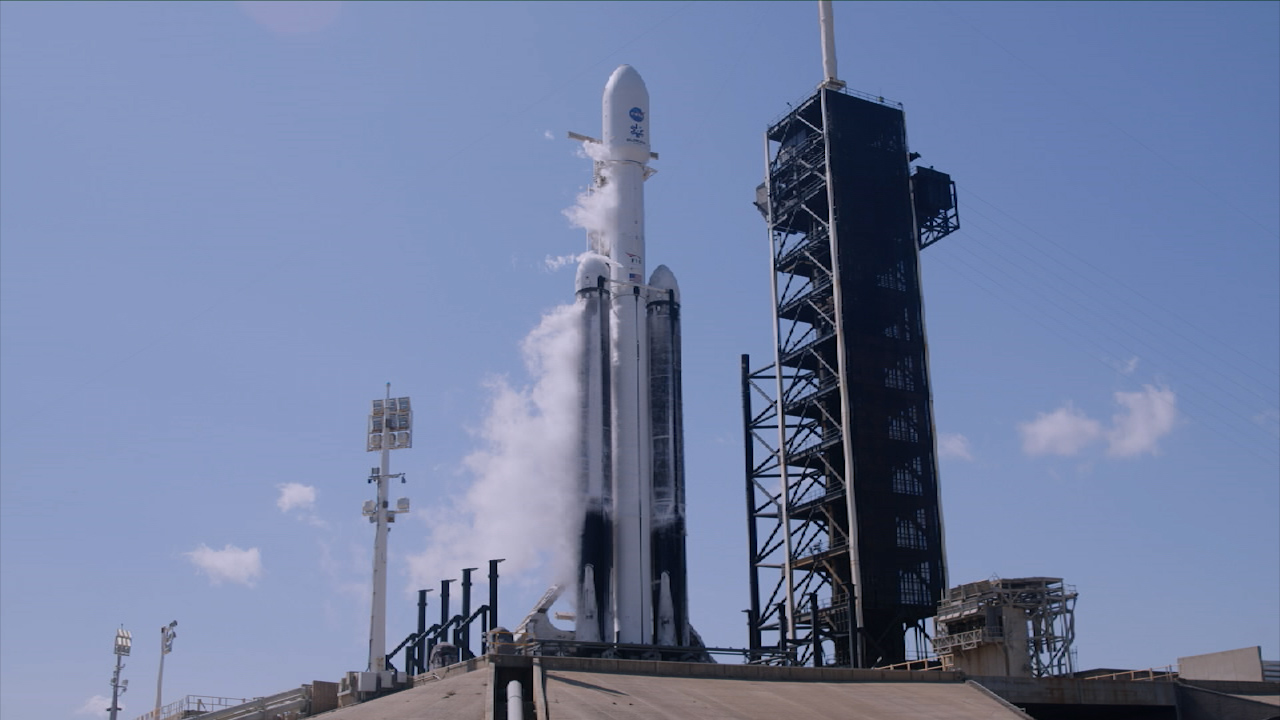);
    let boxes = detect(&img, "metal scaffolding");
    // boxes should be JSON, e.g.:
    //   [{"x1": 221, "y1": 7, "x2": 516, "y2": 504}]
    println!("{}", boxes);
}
[
  {"x1": 933, "y1": 577, "x2": 1078, "y2": 678},
  {"x1": 744, "y1": 85, "x2": 958, "y2": 669}
]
